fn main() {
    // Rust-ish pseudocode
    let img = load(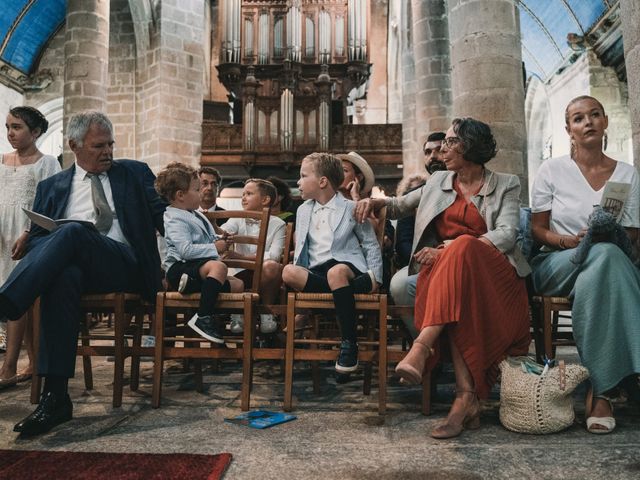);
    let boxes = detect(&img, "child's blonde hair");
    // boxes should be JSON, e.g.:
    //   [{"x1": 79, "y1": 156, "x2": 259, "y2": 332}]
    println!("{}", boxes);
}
[
  {"x1": 302, "y1": 152, "x2": 344, "y2": 190},
  {"x1": 155, "y1": 162, "x2": 197, "y2": 201}
]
